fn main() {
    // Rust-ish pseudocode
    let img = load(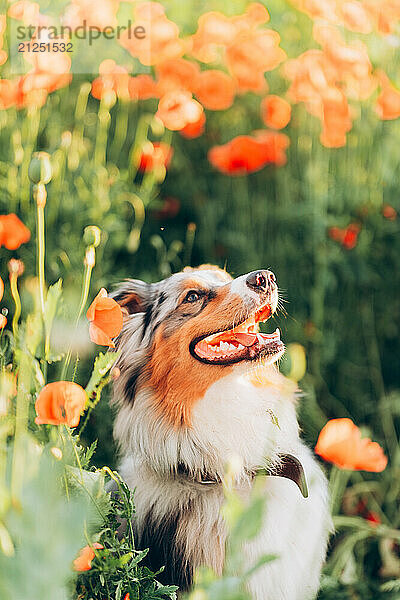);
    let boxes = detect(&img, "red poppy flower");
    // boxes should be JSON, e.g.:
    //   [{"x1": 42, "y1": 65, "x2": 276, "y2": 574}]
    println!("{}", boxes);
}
[
  {"x1": 315, "y1": 418, "x2": 388, "y2": 472},
  {"x1": 208, "y1": 131, "x2": 289, "y2": 176},
  {"x1": 342, "y1": 223, "x2": 361, "y2": 249},
  {"x1": 152, "y1": 197, "x2": 180, "y2": 219},
  {"x1": 329, "y1": 223, "x2": 360, "y2": 249},
  {"x1": 0, "y1": 315, "x2": 6, "y2": 330},
  {"x1": 35, "y1": 381, "x2": 87, "y2": 427},
  {"x1": 354, "y1": 499, "x2": 381, "y2": 526},
  {"x1": 0, "y1": 213, "x2": 31, "y2": 250},
  {"x1": 0, "y1": 276, "x2": 3, "y2": 301},
  {"x1": 86, "y1": 288, "x2": 123, "y2": 348},
  {"x1": 73, "y1": 543, "x2": 104, "y2": 572},
  {"x1": 193, "y1": 70, "x2": 235, "y2": 111},
  {"x1": 138, "y1": 142, "x2": 173, "y2": 172},
  {"x1": 261, "y1": 95, "x2": 291, "y2": 129}
]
